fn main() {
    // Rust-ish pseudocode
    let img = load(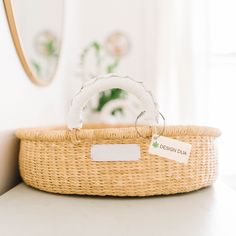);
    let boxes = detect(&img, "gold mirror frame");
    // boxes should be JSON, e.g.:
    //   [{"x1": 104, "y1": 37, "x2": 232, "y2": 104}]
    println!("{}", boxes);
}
[{"x1": 3, "y1": 0, "x2": 61, "y2": 86}]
